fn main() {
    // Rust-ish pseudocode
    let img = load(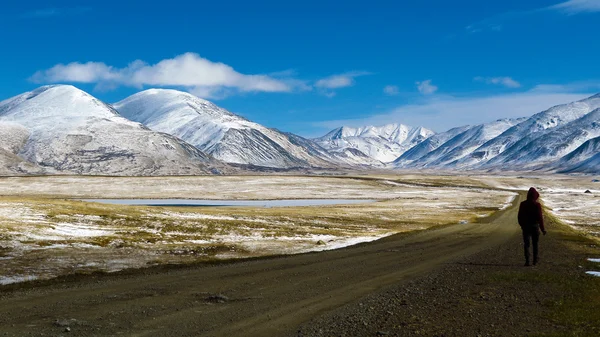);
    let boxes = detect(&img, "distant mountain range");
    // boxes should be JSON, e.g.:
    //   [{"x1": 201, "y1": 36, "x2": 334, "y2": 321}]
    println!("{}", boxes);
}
[
  {"x1": 313, "y1": 124, "x2": 434, "y2": 163},
  {"x1": 0, "y1": 85, "x2": 599, "y2": 175}
]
